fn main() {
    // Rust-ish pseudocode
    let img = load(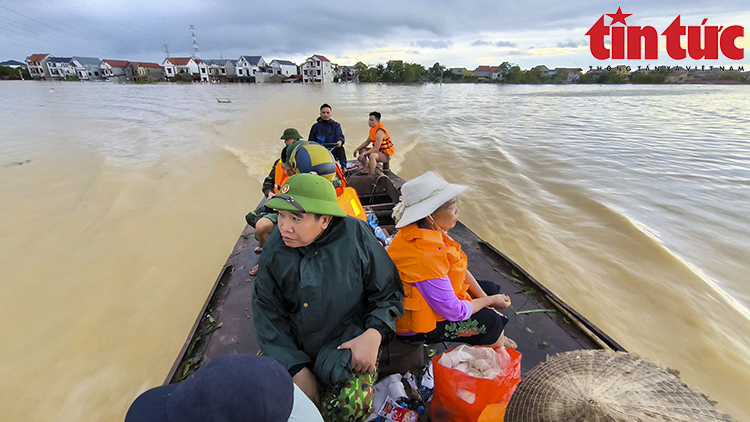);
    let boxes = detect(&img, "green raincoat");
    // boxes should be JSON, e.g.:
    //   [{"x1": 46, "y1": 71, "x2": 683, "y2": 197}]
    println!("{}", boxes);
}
[{"x1": 252, "y1": 217, "x2": 405, "y2": 388}]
